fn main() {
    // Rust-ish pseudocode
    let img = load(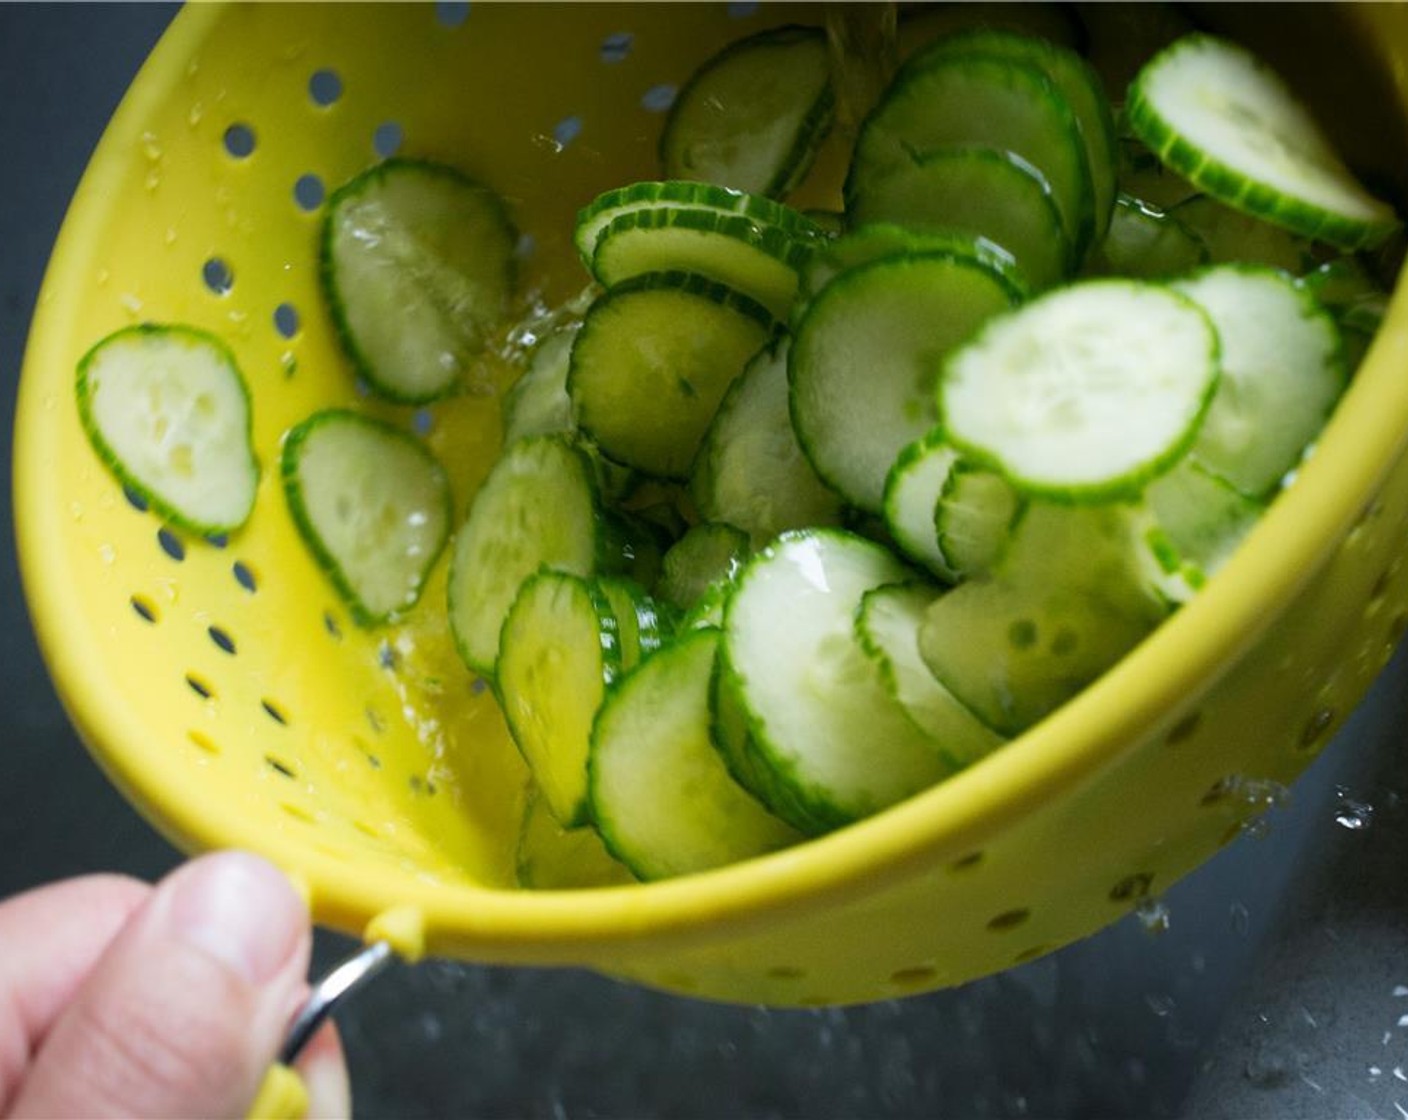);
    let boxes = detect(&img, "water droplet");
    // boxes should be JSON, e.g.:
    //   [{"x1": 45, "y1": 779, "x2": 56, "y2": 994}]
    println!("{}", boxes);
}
[
  {"x1": 97, "y1": 543, "x2": 116, "y2": 566},
  {"x1": 1136, "y1": 897, "x2": 1170, "y2": 936},
  {"x1": 144, "y1": 169, "x2": 161, "y2": 192},
  {"x1": 1146, "y1": 993, "x2": 1175, "y2": 1017},
  {"x1": 1241, "y1": 816, "x2": 1271, "y2": 840},
  {"x1": 1398, "y1": 1013, "x2": 1408, "y2": 1028},
  {"x1": 188, "y1": 101, "x2": 204, "y2": 127},
  {"x1": 96, "y1": 267, "x2": 110, "y2": 286},
  {"x1": 1334, "y1": 786, "x2": 1375, "y2": 830},
  {"x1": 1369, "y1": 1065, "x2": 1384, "y2": 1079},
  {"x1": 141, "y1": 130, "x2": 162, "y2": 161},
  {"x1": 164, "y1": 227, "x2": 178, "y2": 245},
  {"x1": 1395, "y1": 984, "x2": 1408, "y2": 997},
  {"x1": 1394, "y1": 1066, "x2": 1407, "y2": 1082},
  {"x1": 120, "y1": 293, "x2": 143, "y2": 315}
]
